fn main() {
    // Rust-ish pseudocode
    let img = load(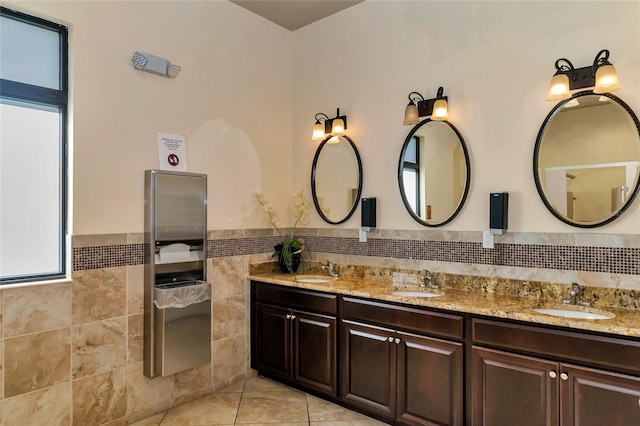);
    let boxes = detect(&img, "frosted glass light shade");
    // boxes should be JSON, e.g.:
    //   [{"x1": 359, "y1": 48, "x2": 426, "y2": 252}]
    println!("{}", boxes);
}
[
  {"x1": 547, "y1": 73, "x2": 571, "y2": 101},
  {"x1": 328, "y1": 136, "x2": 340, "y2": 144},
  {"x1": 330, "y1": 118, "x2": 345, "y2": 136},
  {"x1": 593, "y1": 64, "x2": 621, "y2": 93},
  {"x1": 403, "y1": 103, "x2": 419, "y2": 126},
  {"x1": 432, "y1": 99, "x2": 448, "y2": 121},
  {"x1": 565, "y1": 99, "x2": 579, "y2": 108},
  {"x1": 312, "y1": 122, "x2": 325, "y2": 141}
]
